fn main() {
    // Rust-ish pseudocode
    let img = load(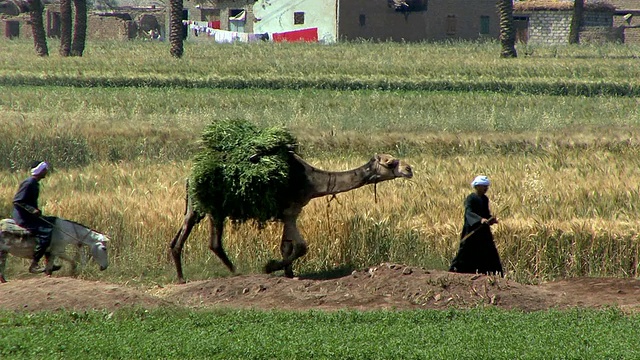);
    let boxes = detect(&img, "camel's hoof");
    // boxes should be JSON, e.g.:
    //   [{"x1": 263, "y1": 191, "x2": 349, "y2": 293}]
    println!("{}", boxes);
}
[
  {"x1": 264, "y1": 260, "x2": 281, "y2": 274},
  {"x1": 177, "y1": 278, "x2": 186, "y2": 284},
  {"x1": 284, "y1": 269, "x2": 295, "y2": 278},
  {"x1": 0, "y1": 276, "x2": 6, "y2": 283}
]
